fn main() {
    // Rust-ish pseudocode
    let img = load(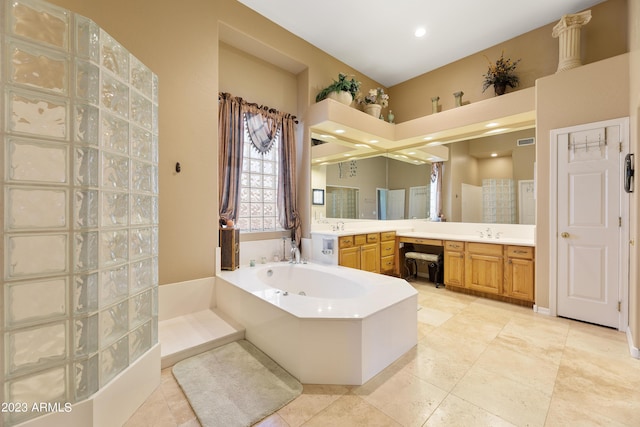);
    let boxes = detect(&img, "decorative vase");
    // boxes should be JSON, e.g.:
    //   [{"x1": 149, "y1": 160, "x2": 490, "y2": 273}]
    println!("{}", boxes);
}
[
  {"x1": 453, "y1": 91, "x2": 464, "y2": 107},
  {"x1": 387, "y1": 110, "x2": 395, "y2": 123},
  {"x1": 326, "y1": 90, "x2": 353, "y2": 106},
  {"x1": 494, "y1": 83, "x2": 507, "y2": 96},
  {"x1": 364, "y1": 103, "x2": 382, "y2": 118},
  {"x1": 431, "y1": 96, "x2": 440, "y2": 114}
]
